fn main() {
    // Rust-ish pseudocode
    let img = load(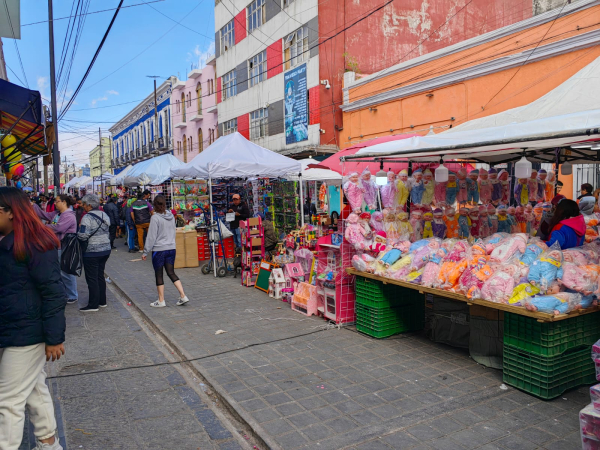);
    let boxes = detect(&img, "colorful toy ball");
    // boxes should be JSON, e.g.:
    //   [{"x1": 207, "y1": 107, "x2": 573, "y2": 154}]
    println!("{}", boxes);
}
[
  {"x1": 1, "y1": 134, "x2": 17, "y2": 148},
  {"x1": 9, "y1": 163, "x2": 24, "y2": 178},
  {"x1": 2, "y1": 147, "x2": 22, "y2": 164}
]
